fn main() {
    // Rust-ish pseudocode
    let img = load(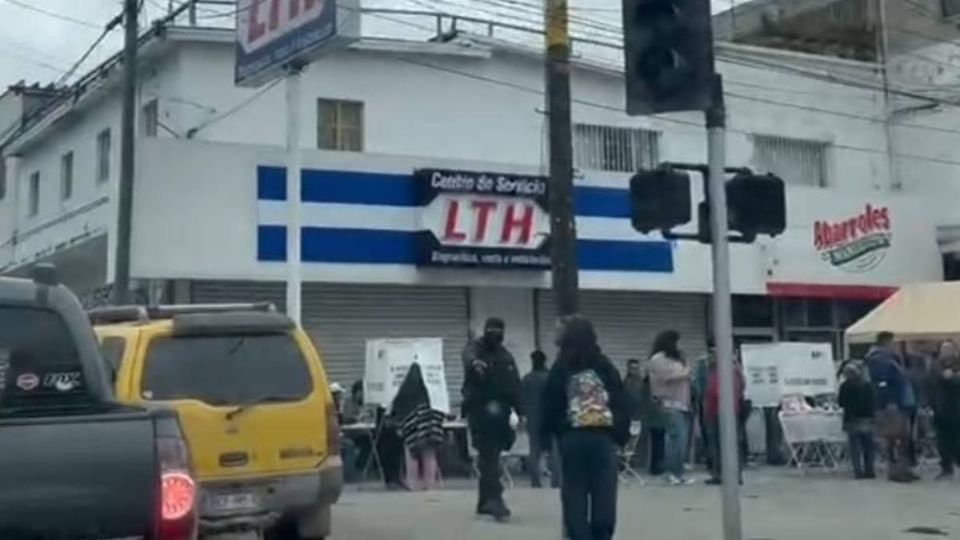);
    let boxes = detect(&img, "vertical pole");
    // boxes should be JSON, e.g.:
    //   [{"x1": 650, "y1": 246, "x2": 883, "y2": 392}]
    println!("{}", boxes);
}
[
  {"x1": 706, "y1": 76, "x2": 742, "y2": 540},
  {"x1": 545, "y1": 0, "x2": 579, "y2": 316},
  {"x1": 285, "y1": 68, "x2": 303, "y2": 325},
  {"x1": 188, "y1": 0, "x2": 197, "y2": 26},
  {"x1": 875, "y1": 0, "x2": 898, "y2": 189},
  {"x1": 114, "y1": 0, "x2": 139, "y2": 305}
]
